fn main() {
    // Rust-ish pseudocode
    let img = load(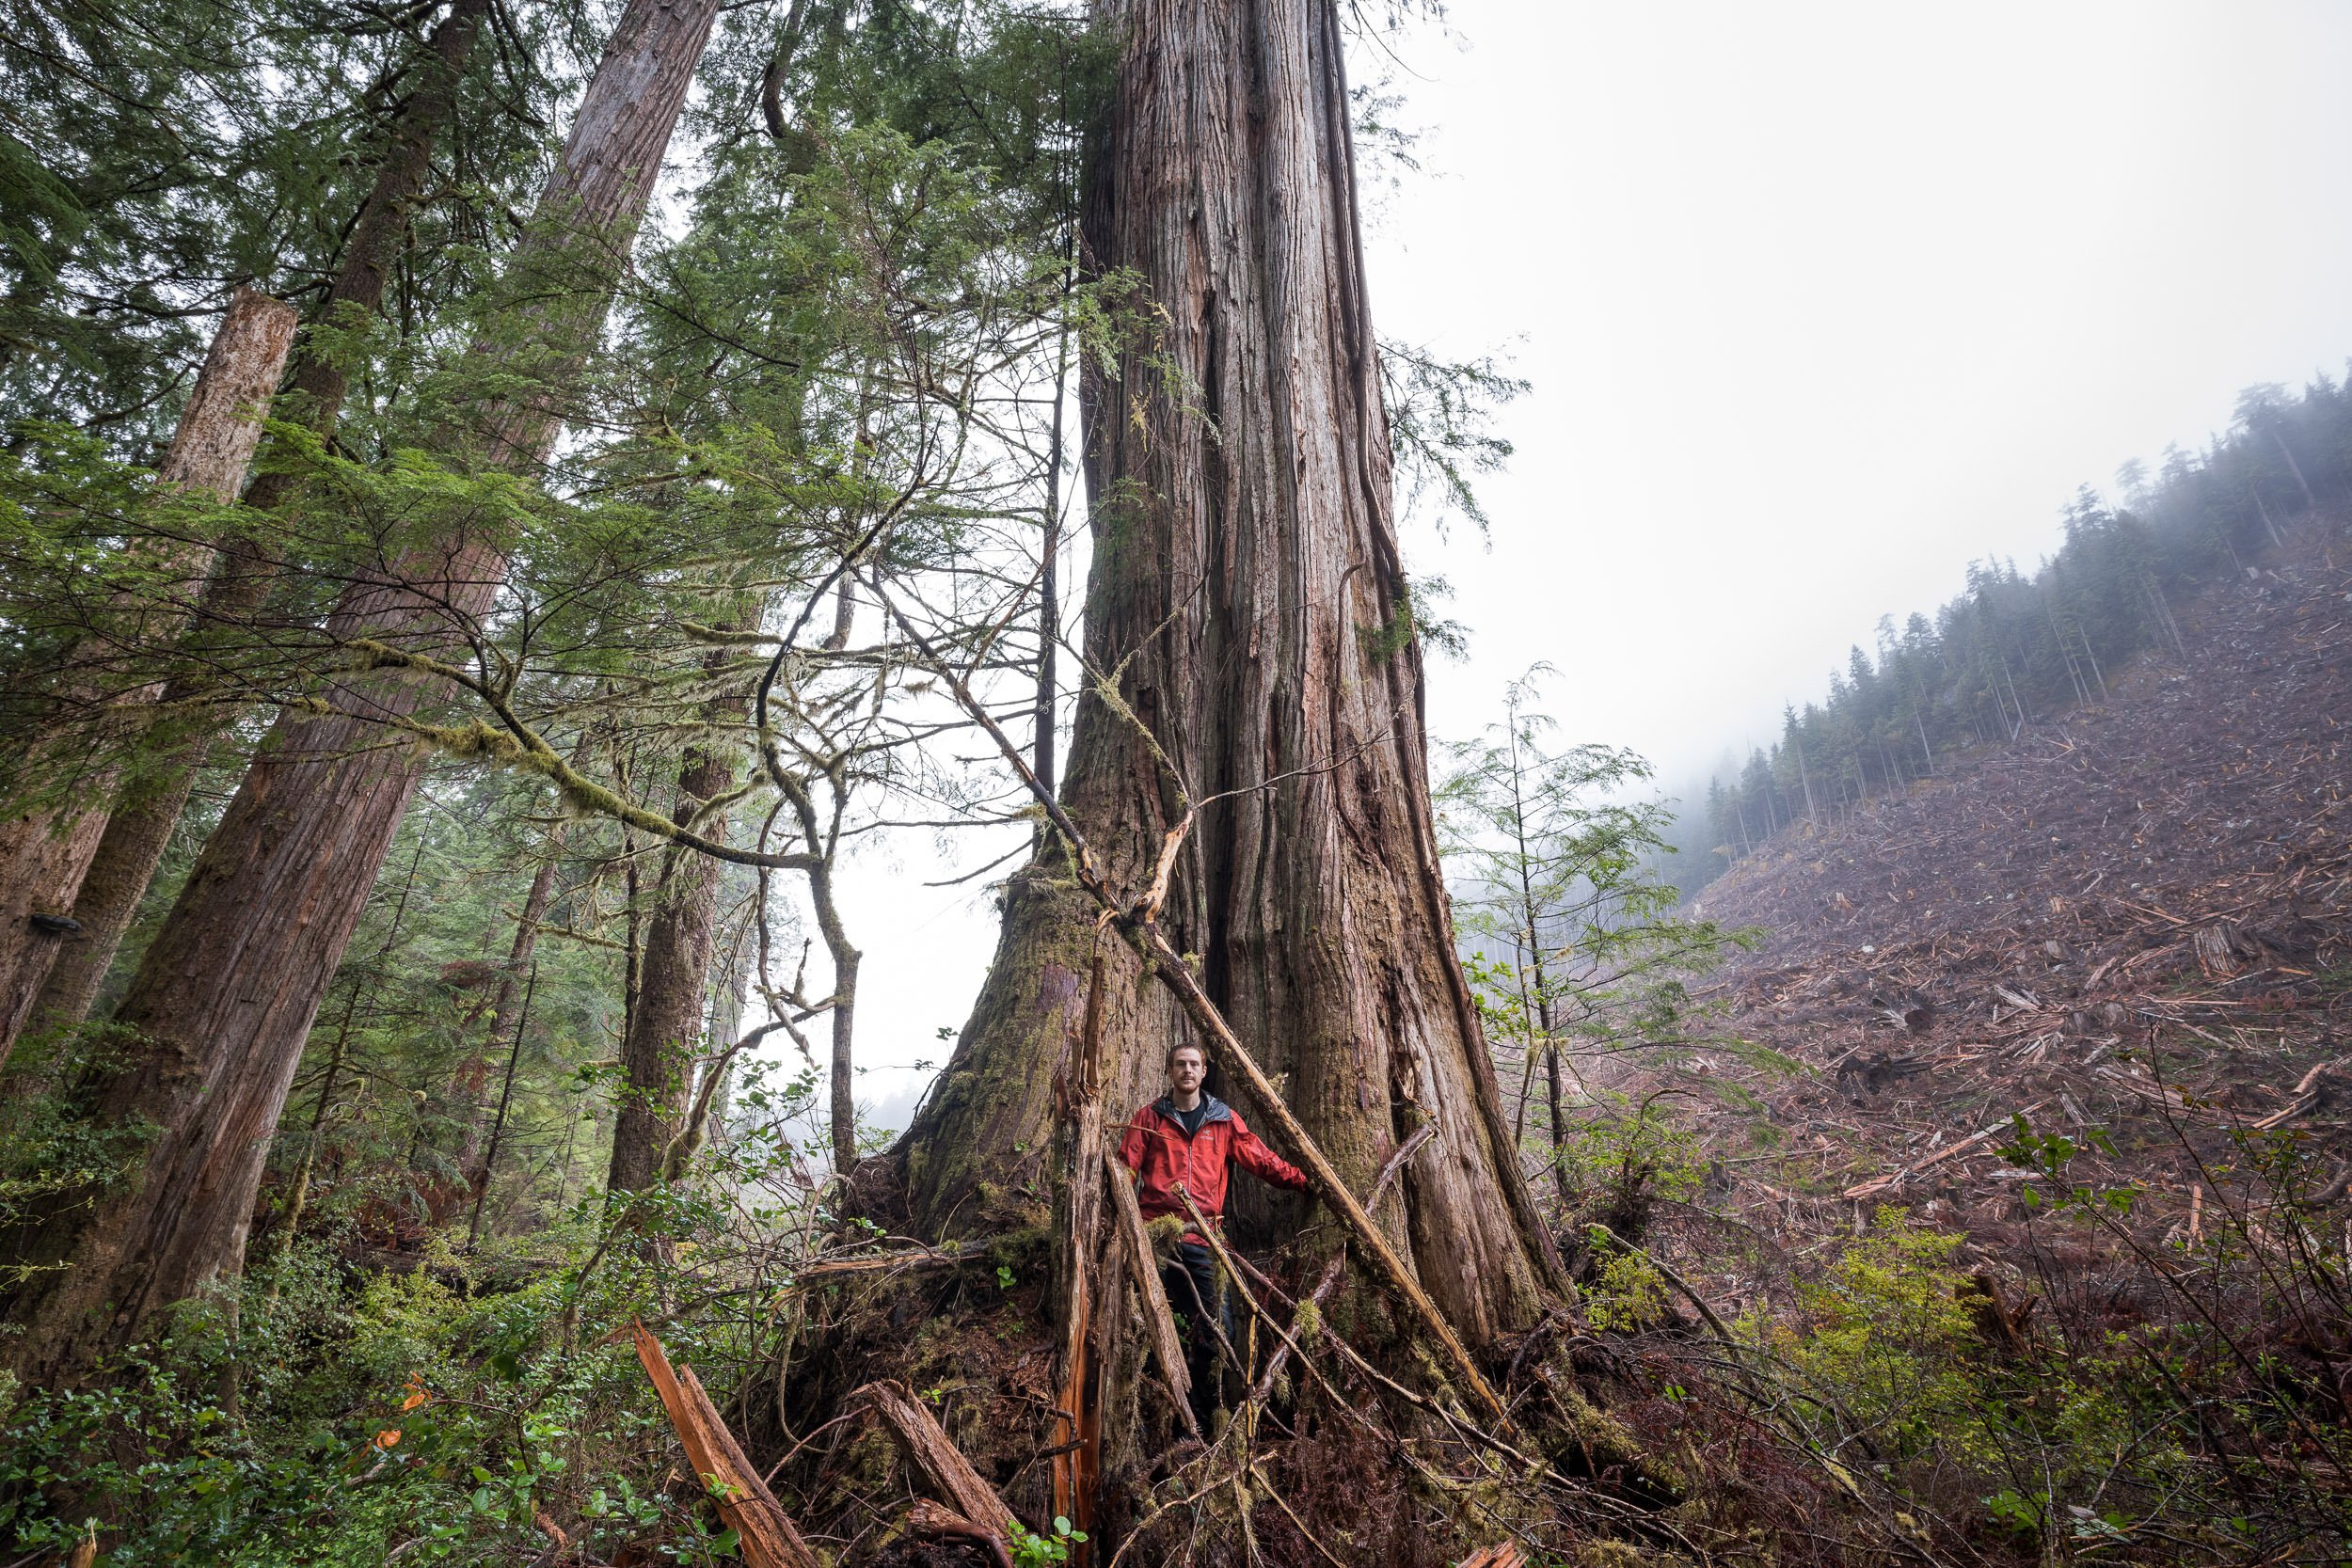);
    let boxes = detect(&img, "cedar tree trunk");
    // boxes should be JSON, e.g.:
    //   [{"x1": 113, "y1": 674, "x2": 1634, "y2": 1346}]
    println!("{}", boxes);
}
[
  {"x1": 0, "y1": 0, "x2": 722, "y2": 1385},
  {"x1": 607, "y1": 742, "x2": 733, "y2": 1196},
  {"x1": 900, "y1": 0, "x2": 1553, "y2": 1344},
  {"x1": 0, "y1": 287, "x2": 296, "y2": 1053},
  {"x1": 27, "y1": 0, "x2": 497, "y2": 1037}
]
